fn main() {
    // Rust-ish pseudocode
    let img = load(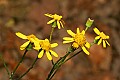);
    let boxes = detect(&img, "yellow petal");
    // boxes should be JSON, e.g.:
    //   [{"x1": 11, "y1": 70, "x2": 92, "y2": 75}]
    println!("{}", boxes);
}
[
  {"x1": 81, "y1": 30, "x2": 85, "y2": 35},
  {"x1": 51, "y1": 43, "x2": 58, "y2": 48},
  {"x1": 34, "y1": 37, "x2": 40, "y2": 42},
  {"x1": 85, "y1": 42, "x2": 90, "y2": 48},
  {"x1": 67, "y1": 30, "x2": 75, "y2": 37},
  {"x1": 77, "y1": 28, "x2": 80, "y2": 33},
  {"x1": 34, "y1": 46, "x2": 41, "y2": 51},
  {"x1": 106, "y1": 36, "x2": 109, "y2": 39},
  {"x1": 39, "y1": 40, "x2": 44, "y2": 42},
  {"x1": 47, "y1": 19, "x2": 55, "y2": 24},
  {"x1": 34, "y1": 40, "x2": 39, "y2": 46},
  {"x1": 93, "y1": 27, "x2": 100, "y2": 35},
  {"x1": 30, "y1": 38, "x2": 36, "y2": 43},
  {"x1": 97, "y1": 38, "x2": 102, "y2": 45},
  {"x1": 46, "y1": 51, "x2": 52, "y2": 60},
  {"x1": 95, "y1": 36, "x2": 100, "y2": 40},
  {"x1": 16, "y1": 32, "x2": 27, "y2": 39},
  {"x1": 72, "y1": 42, "x2": 79, "y2": 48},
  {"x1": 63, "y1": 40, "x2": 74, "y2": 44},
  {"x1": 57, "y1": 21, "x2": 61, "y2": 29},
  {"x1": 63, "y1": 37, "x2": 74, "y2": 41},
  {"x1": 60, "y1": 21, "x2": 64, "y2": 28},
  {"x1": 82, "y1": 46, "x2": 90, "y2": 55},
  {"x1": 50, "y1": 50, "x2": 58, "y2": 57},
  {"x1": 45, "y1": 39, "x2": 49, "y2": 42},
  {"x1": 38, "y1": 50, "x2": 44, "y2": 58},
  {"x1": 20, "y1": 41, "x2": 30, "y2": 50},
  {"x1": 61, "y1": 20, "x2": 65, "y2": 25},
  {"x1": 30, "y1": 38, "x2": 39, "y2": 42},
  {"x1": 106, "y1": 40, "x2": 110, "y2": 46},
  {"x1": 44, "y1": 13, "x2": 53, "y2": 18},
  {"x1": 34, "y1": 41, "x2": 41, "y2": 50},
  {"x1": 103, "y1": 40, "x2": 106, "y2": 48}
]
